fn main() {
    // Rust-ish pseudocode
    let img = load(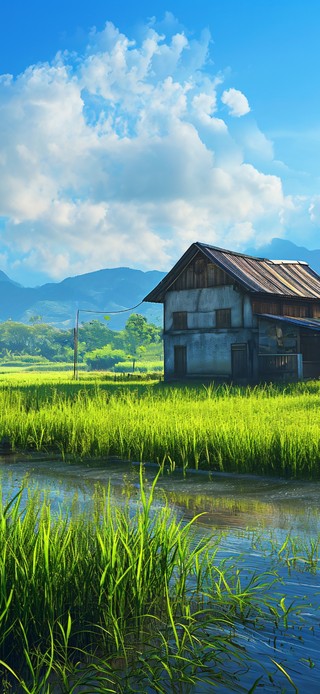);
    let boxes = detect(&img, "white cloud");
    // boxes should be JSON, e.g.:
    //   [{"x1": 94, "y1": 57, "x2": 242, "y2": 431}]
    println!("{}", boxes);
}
[
  {"x1": 308, "y1": 197, "x2": 320, "y2": 224},
  {"x1": 221, "y1": 88, "x2": 250, "y2": 117},
  {"x1": 228, "y1": 120, "x2": 274, "y2": 163},
  {"x1": 0, "y1": 16, "x2": 312, "y2": 284}
]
